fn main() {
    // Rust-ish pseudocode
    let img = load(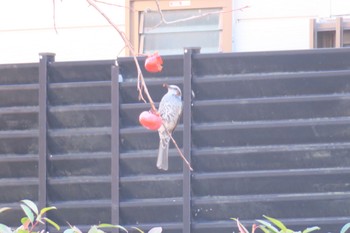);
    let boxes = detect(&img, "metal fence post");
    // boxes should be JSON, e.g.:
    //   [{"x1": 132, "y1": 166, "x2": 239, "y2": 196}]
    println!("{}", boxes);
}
[
  {"x1": 183, "y1": 47, "x2": 200, "y2": 233},
  {"x1": 38, "y1": 53, "x2": 55, "y2": 224},
  {"x1": 111, "y1": 64, "x2": 120, "y2": 232}
]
